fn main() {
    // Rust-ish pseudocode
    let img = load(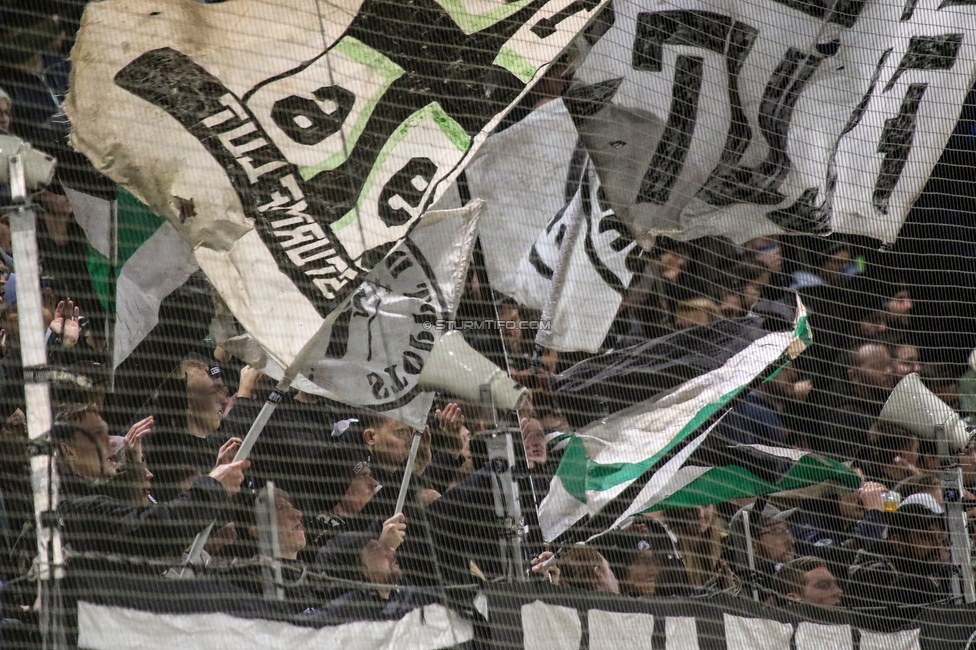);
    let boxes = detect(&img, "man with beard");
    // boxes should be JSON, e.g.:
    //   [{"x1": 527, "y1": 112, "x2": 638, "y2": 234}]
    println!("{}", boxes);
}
[
  {"x1": 848, "y1": 503, "x2": 949, "y2": 615},
  {"x1": 816, "y1": 343, "x2": 894, "y2": 461}
]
